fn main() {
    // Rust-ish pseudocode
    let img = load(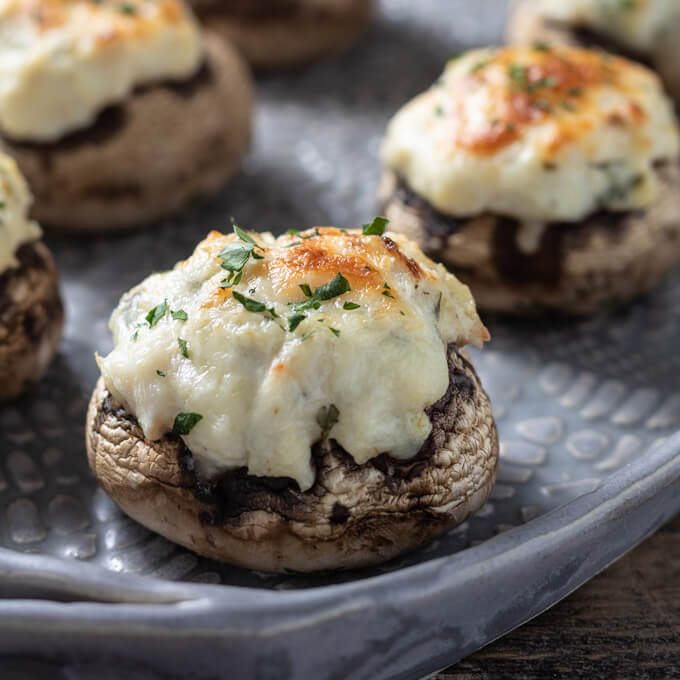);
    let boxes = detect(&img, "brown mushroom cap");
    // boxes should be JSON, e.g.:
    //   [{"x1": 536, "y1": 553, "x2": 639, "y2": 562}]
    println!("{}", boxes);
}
[
  {"x1": 380, "y1": 162, "x2": 680, "y2": 315},
  {"x1": 86, "y1": 346, "x2": 498, "y2": 573},
  {"x1": 0, "y1": 241, "x2": 63, "y2": 402},
  {"x1": 188, "y1": 0, "x2": 373, "y2": 70},
  {"x1": 506, "y1": 0, "x2": 680, "y2": 107},
  {"x1": 0, "y1": 34, "x2": 254, "y2": 233}
]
